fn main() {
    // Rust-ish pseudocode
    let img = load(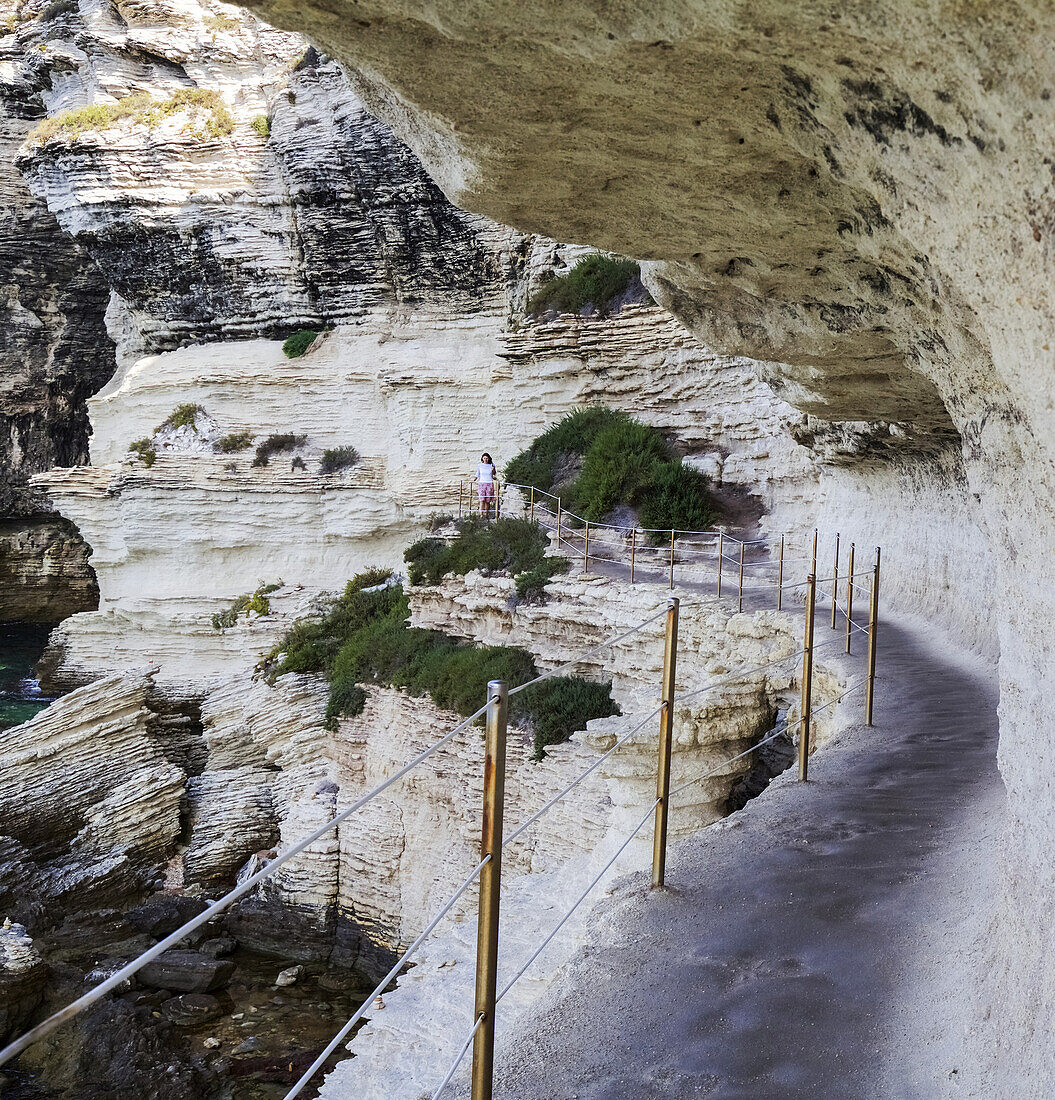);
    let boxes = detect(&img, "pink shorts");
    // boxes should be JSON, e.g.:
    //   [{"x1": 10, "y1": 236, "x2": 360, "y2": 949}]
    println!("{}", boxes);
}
[{"x1": 478, "y1": 482, "x2": 495, "y2": 501}]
